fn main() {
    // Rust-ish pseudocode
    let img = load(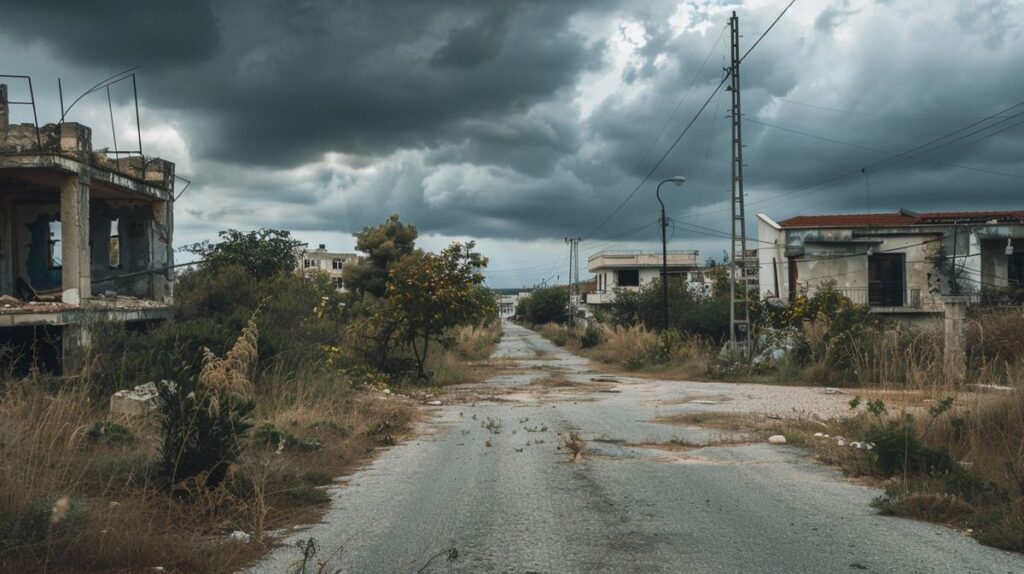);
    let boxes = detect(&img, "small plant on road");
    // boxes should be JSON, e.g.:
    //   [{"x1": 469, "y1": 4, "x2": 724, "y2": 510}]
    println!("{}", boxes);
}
[
  {"x1": 562, "y1": 432, "x2": 586, "y2": 463},
  {"x1": 481, "y1": 417, "x2": 502, "y2": 434}
]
